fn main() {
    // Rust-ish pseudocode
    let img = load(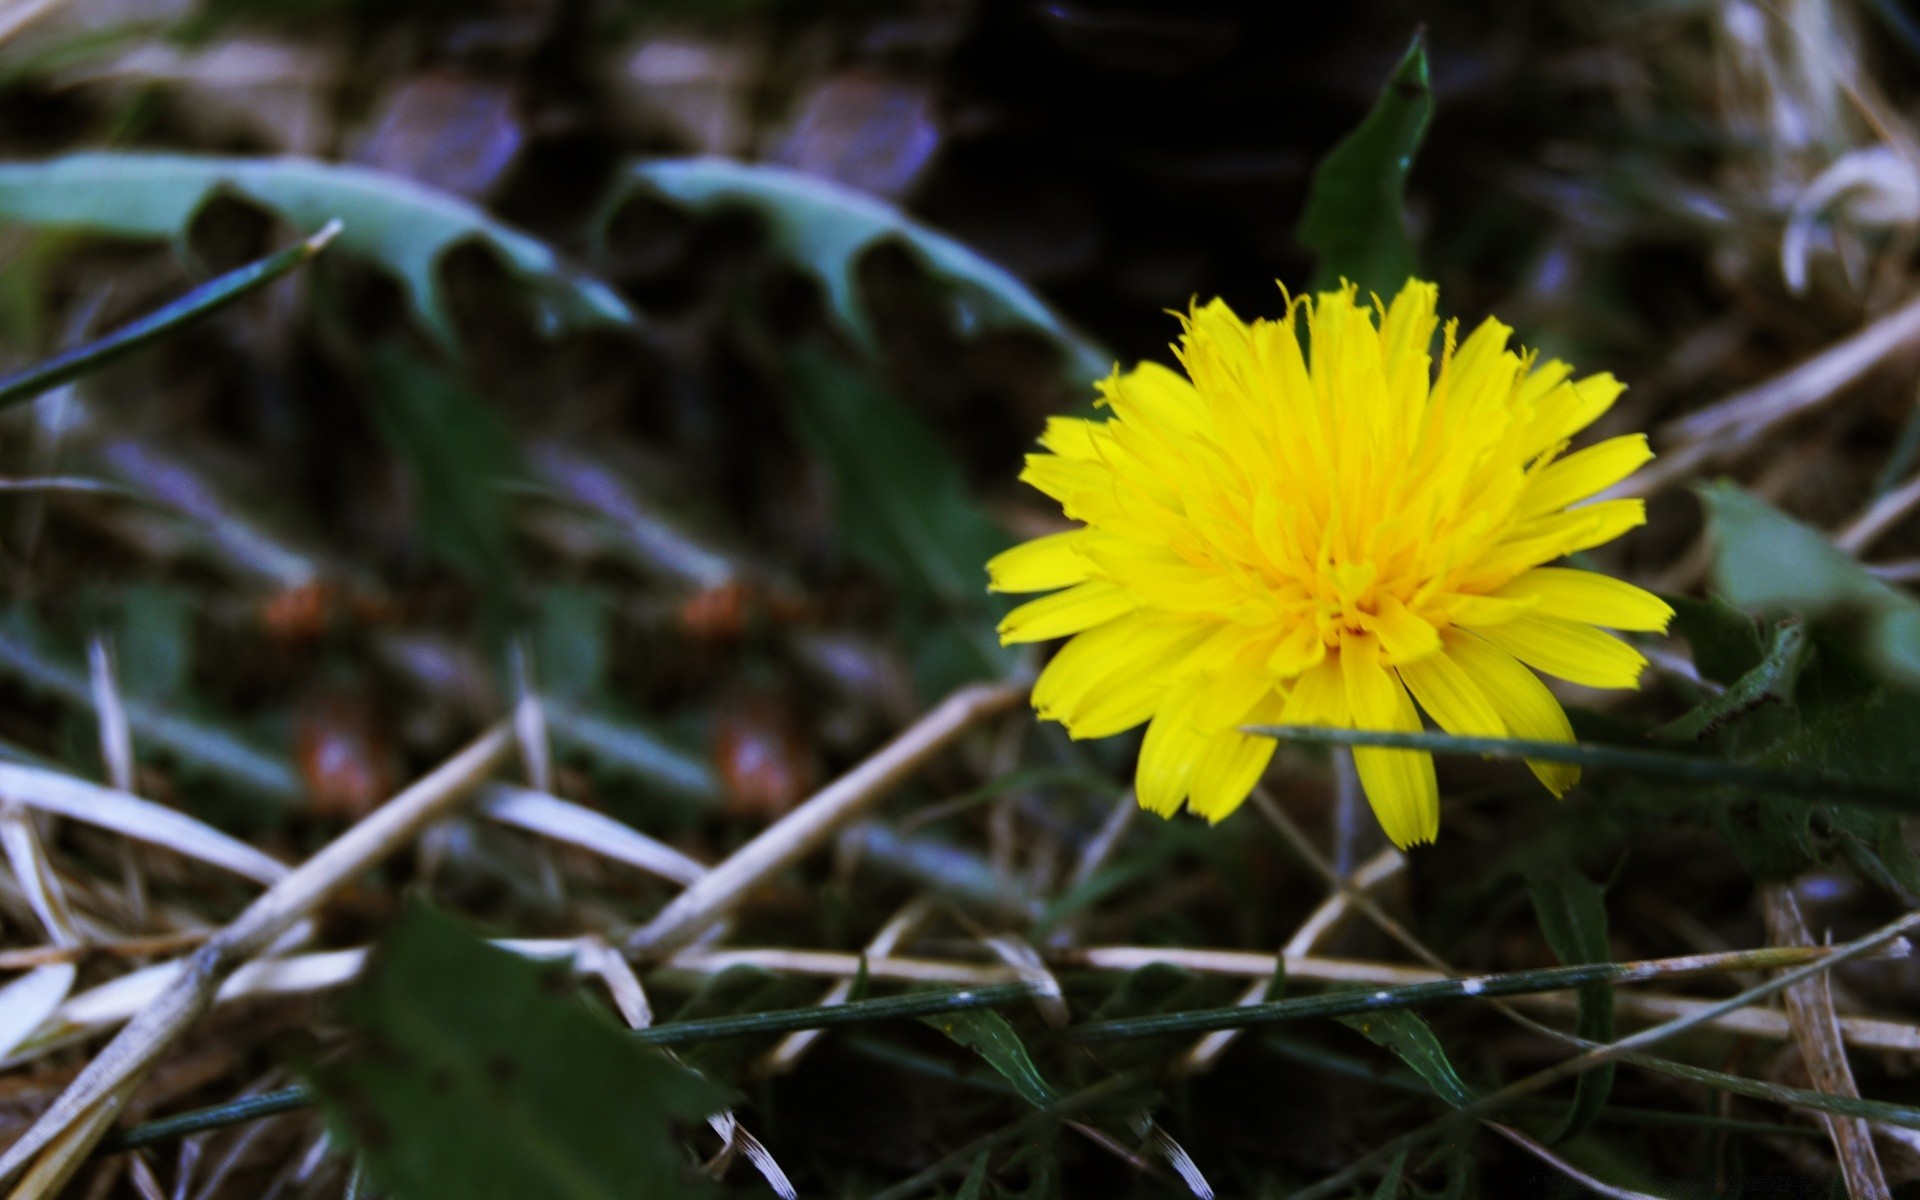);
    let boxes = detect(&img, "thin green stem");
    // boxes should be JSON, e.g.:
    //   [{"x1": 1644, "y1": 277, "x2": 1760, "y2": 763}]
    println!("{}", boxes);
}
[
  {"x1": 0, "y1": 222, "x2": 341, "y2": 410},
  {"x1": 1246, "y1": 724, "x2": 1917, "y2": 810},
  {"x1": 1064, "y1": 946, "x2": 1839, "y2": 1041}
]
